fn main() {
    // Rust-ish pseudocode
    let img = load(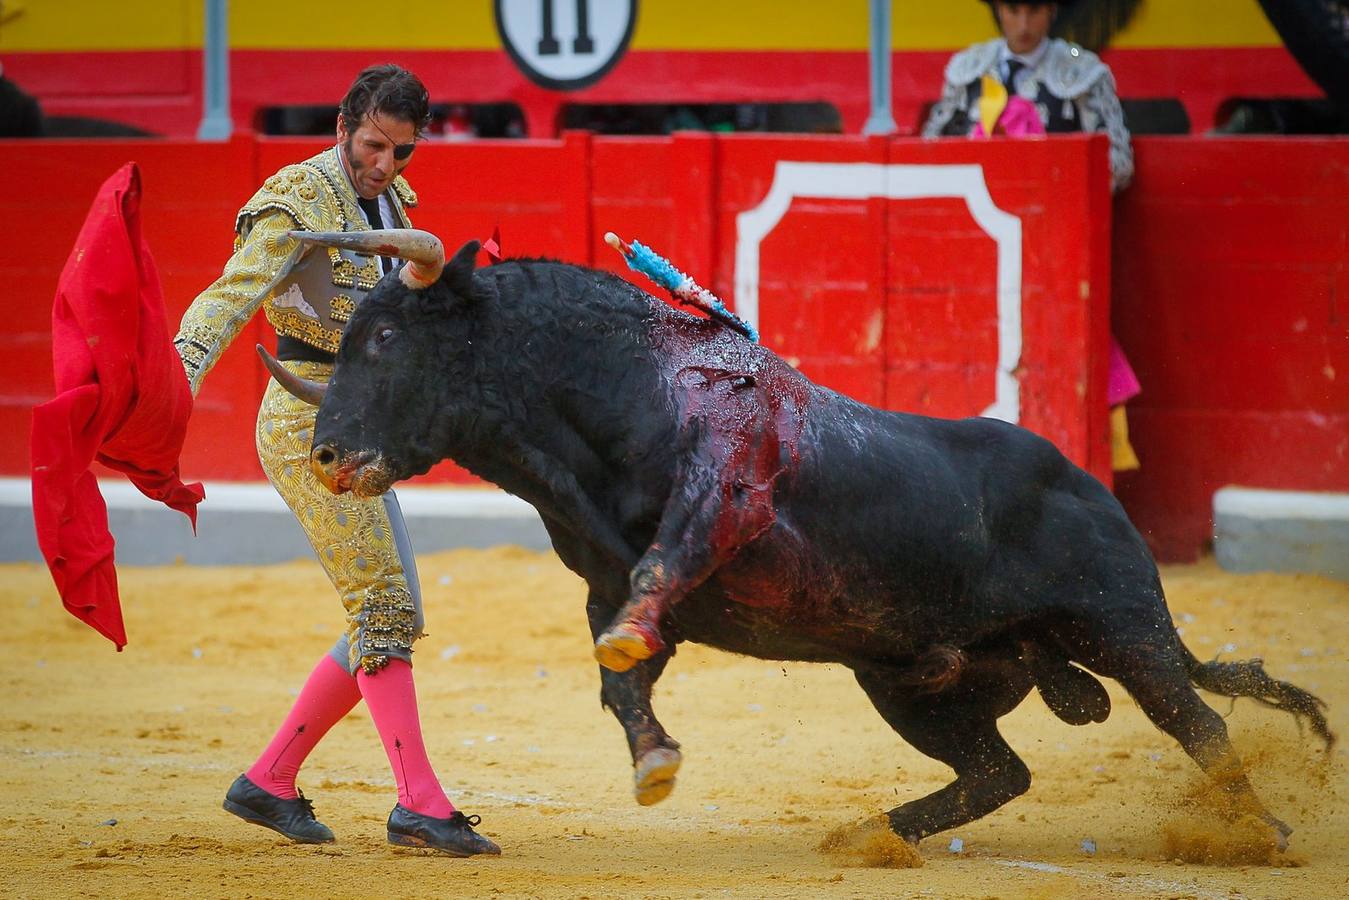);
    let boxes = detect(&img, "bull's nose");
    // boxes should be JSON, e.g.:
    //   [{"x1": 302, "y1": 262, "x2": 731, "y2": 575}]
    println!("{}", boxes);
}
[
  {"x1": 310, "y1": 442, "x2": 343, "y2": 492},
  {"x1": 312, "y1": 443, "x2": 338, "y2": 469}
]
